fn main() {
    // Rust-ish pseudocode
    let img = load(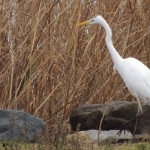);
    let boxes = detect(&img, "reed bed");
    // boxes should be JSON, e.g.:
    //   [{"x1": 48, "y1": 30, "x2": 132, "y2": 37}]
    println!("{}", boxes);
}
[{"x1": 0, "y1": 0, "x2": 150, "y2": 145}]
